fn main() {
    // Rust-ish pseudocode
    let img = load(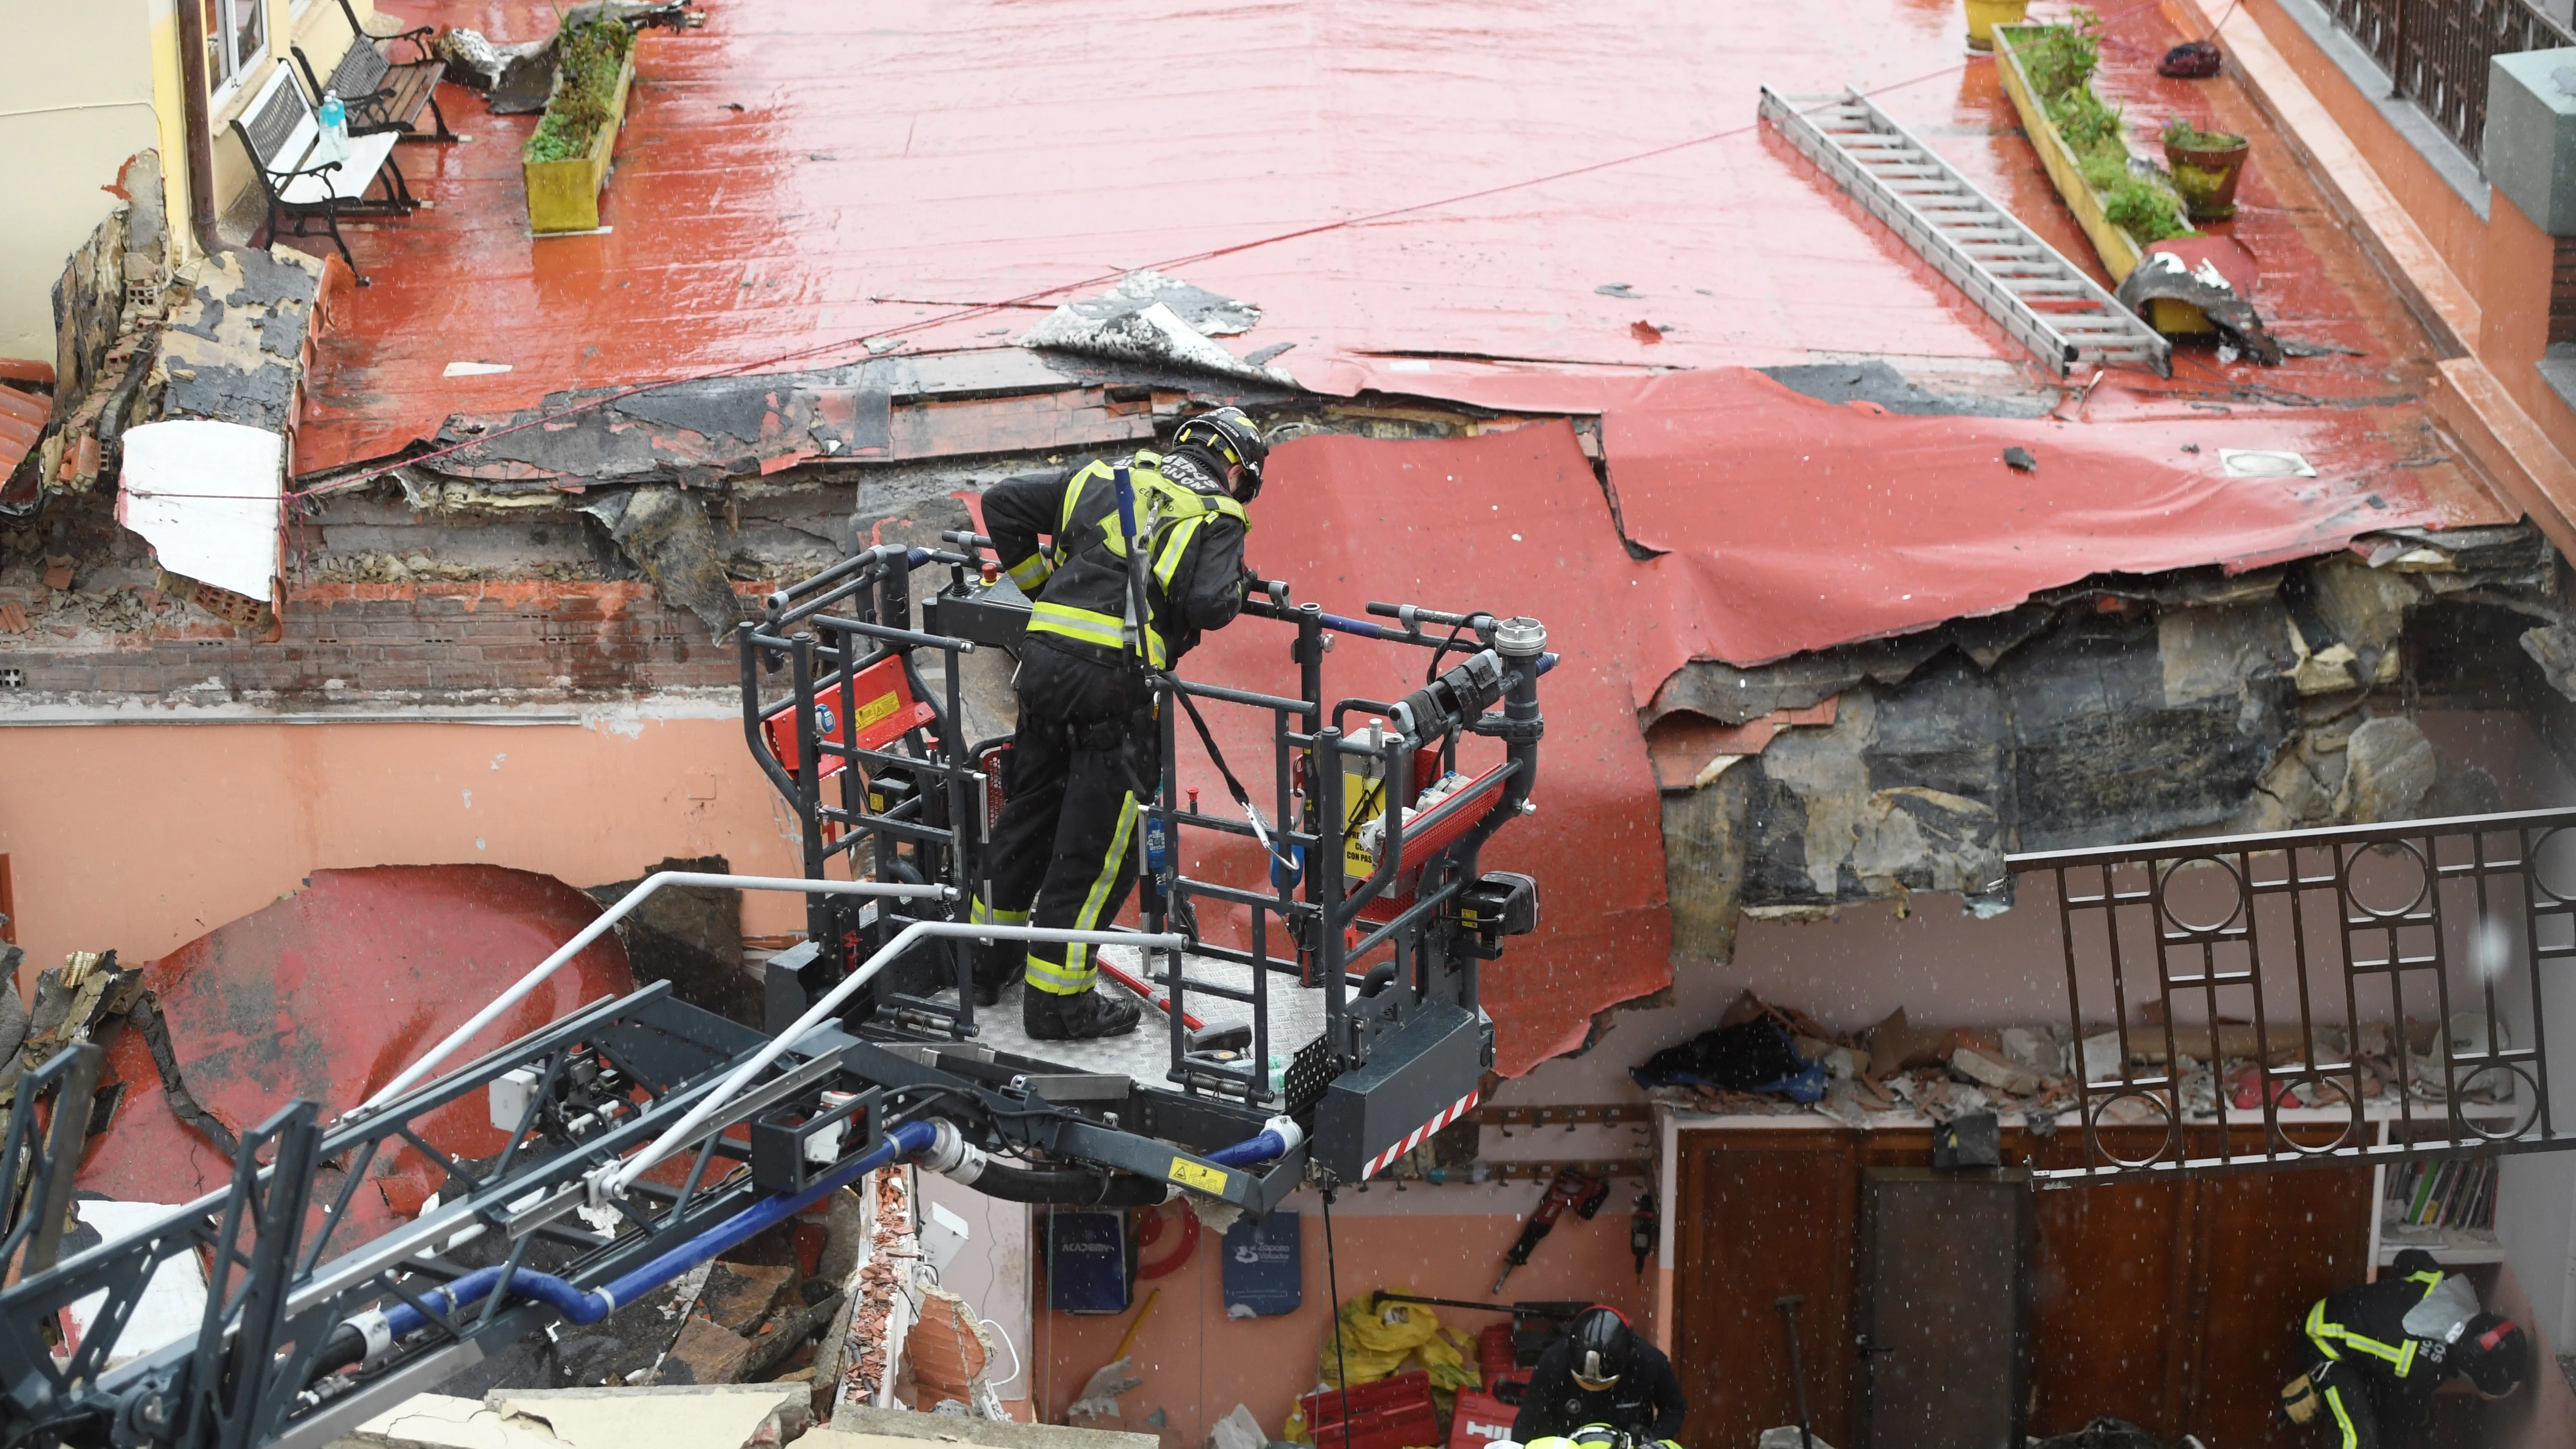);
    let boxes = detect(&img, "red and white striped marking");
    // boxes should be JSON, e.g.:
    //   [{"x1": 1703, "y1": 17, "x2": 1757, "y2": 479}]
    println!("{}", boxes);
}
[{"x1": 1361, "y1": 1088, "x2": 1480, "y2": 1179}]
